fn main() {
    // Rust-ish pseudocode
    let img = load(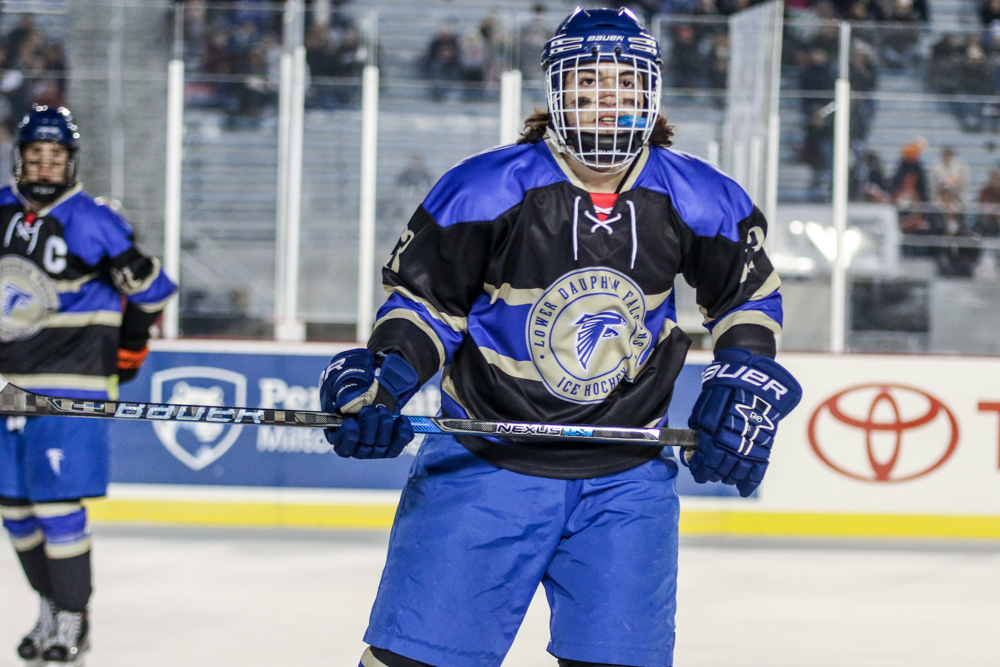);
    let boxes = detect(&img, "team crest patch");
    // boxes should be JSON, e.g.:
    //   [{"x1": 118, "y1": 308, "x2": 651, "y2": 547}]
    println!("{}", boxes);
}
[
  {"x1": 149, "y1": 366, "x2": 249, "y2": 471},
  {"x1": 527, "y1": 268, "x2": 652, "y2": 404},
  {"x1": 0, "y1": 255, "x2": 58, "y2": 341}
]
